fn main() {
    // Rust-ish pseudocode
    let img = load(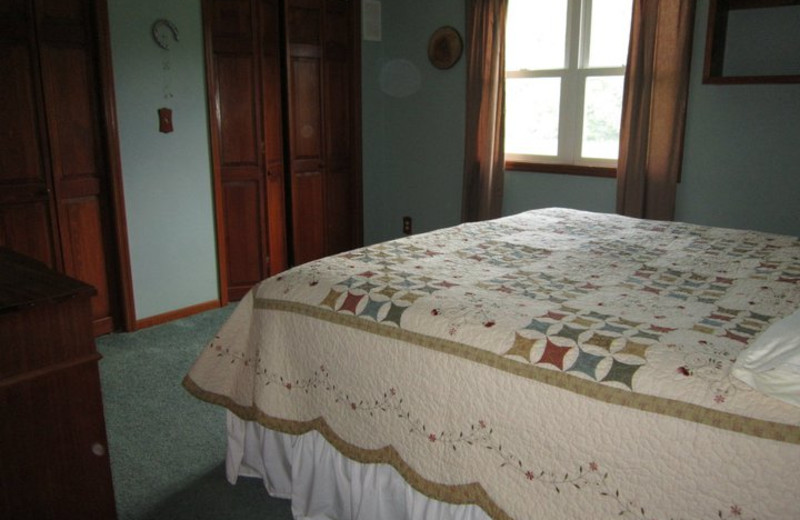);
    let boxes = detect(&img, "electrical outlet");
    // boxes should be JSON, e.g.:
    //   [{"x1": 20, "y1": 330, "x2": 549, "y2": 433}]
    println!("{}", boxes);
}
[{"x1": 402, "y1": 216, "x2": 412, "y2": 235}]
